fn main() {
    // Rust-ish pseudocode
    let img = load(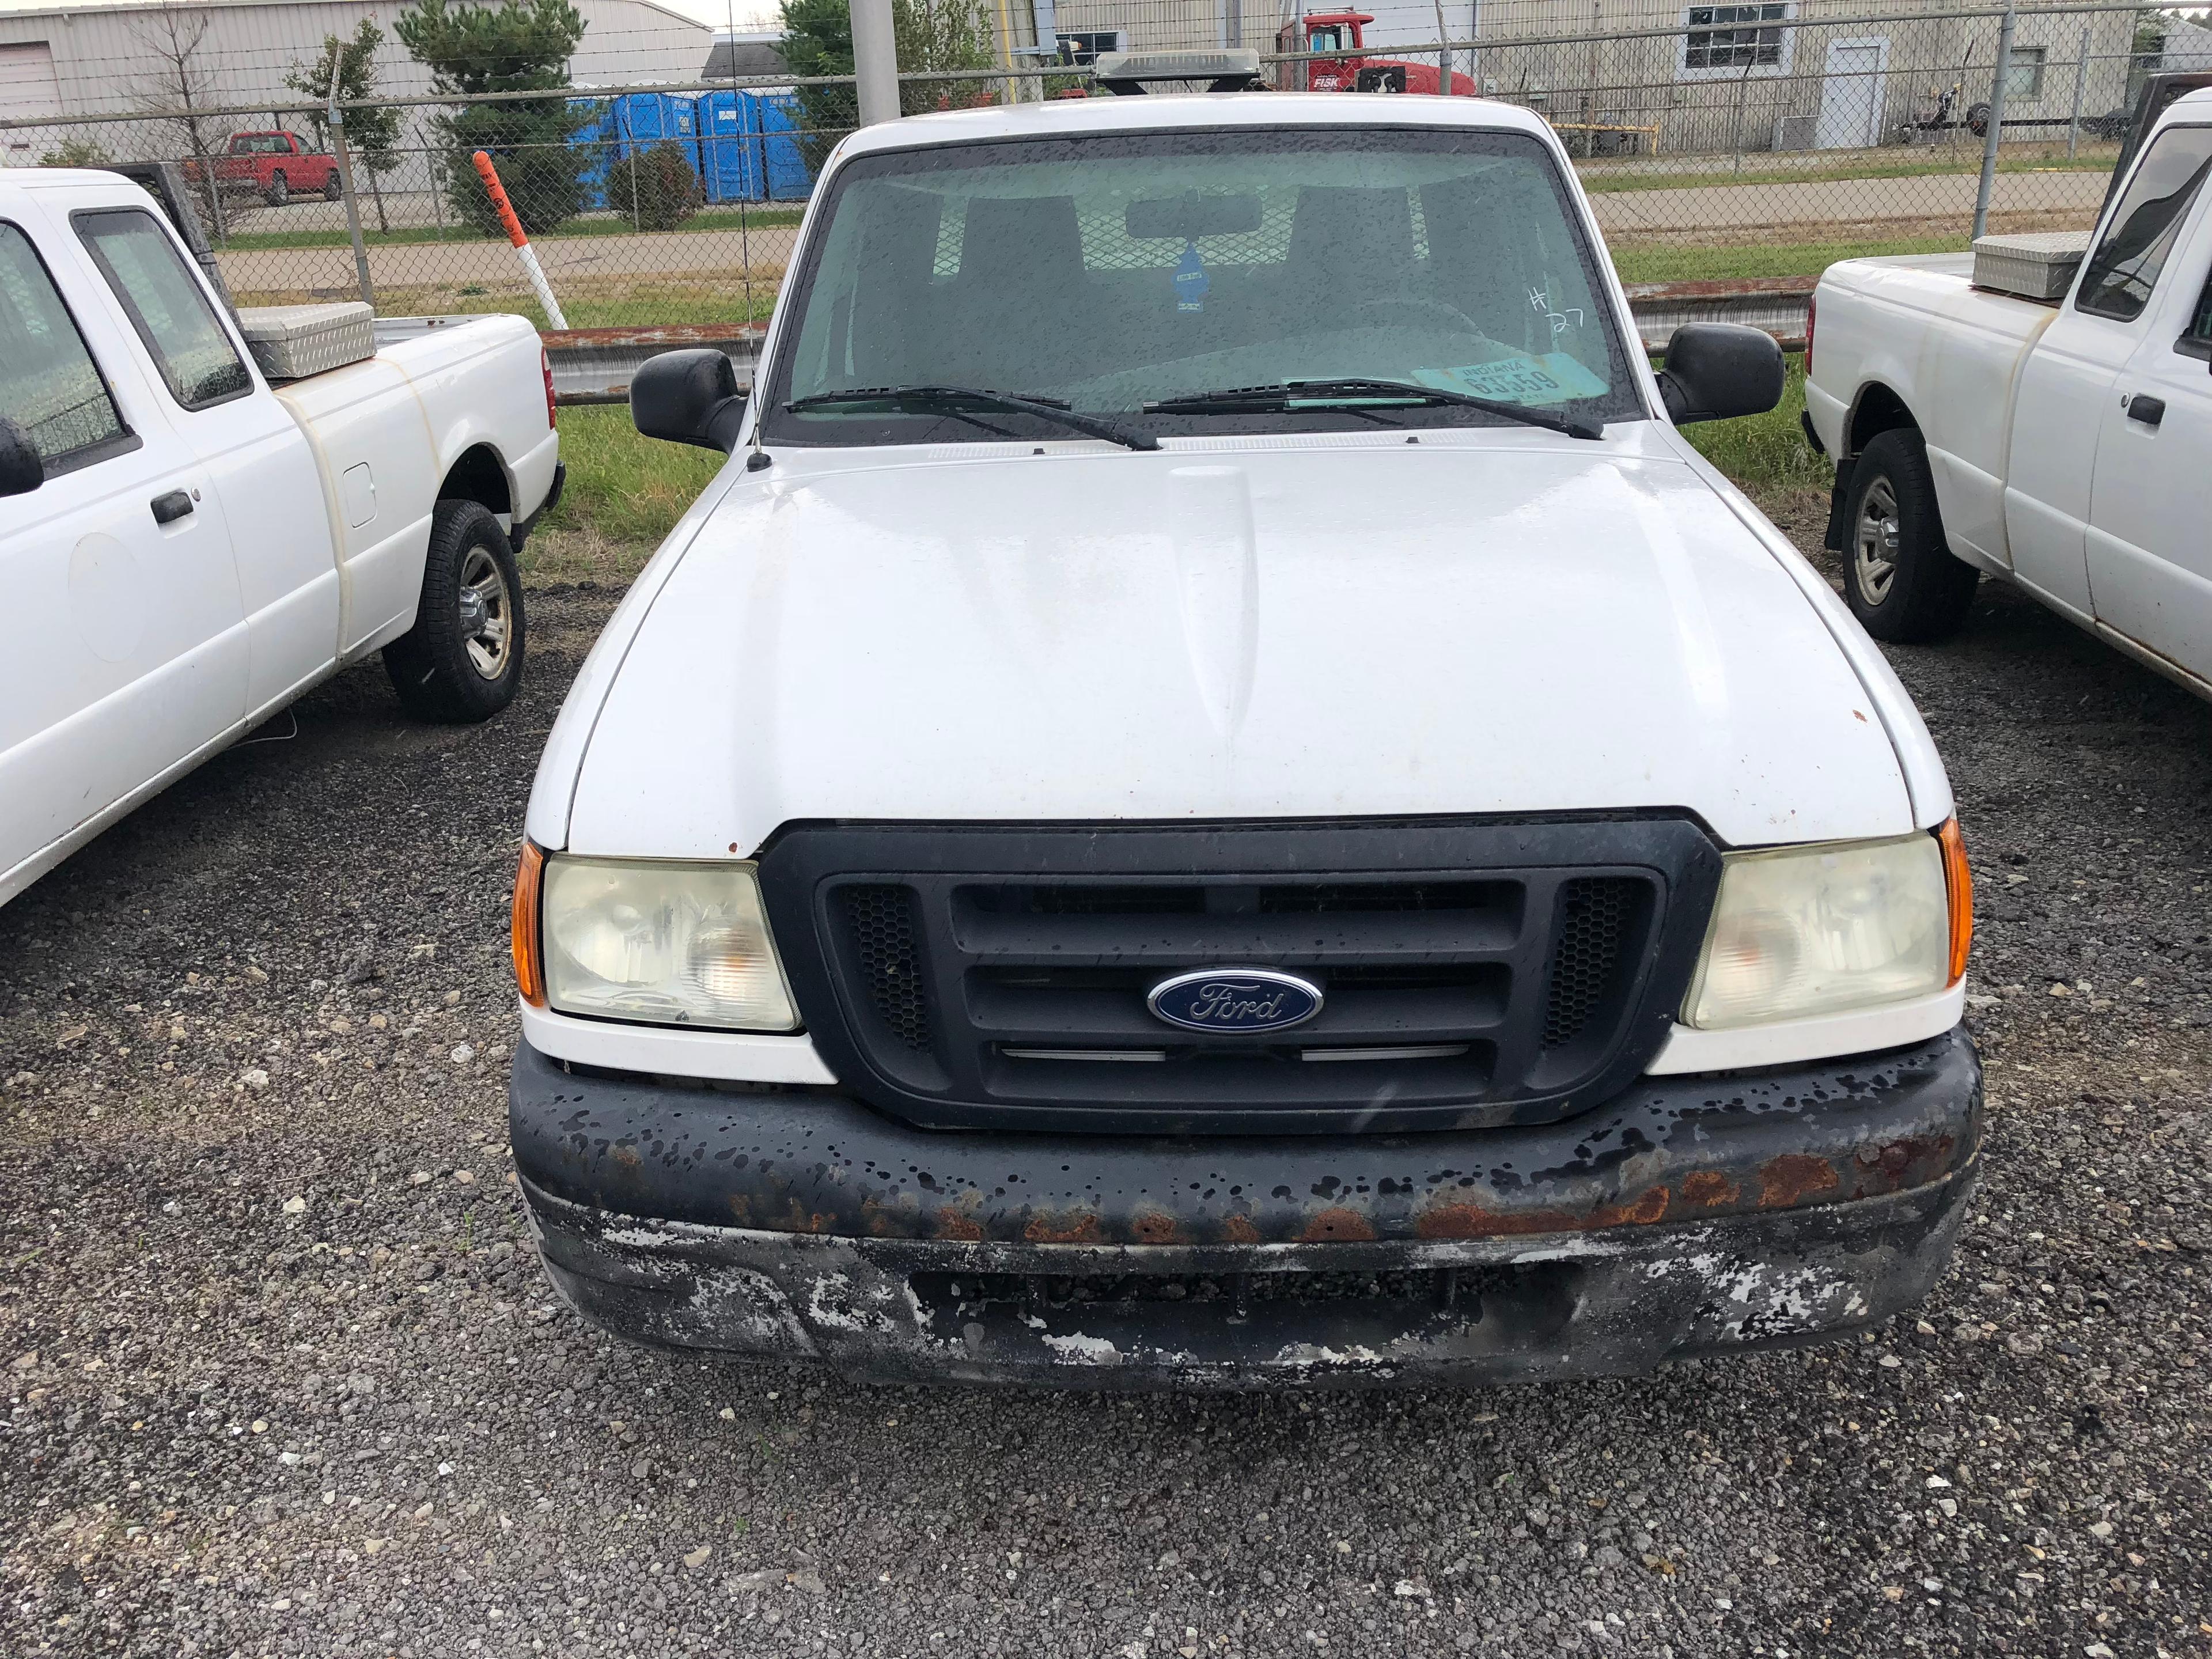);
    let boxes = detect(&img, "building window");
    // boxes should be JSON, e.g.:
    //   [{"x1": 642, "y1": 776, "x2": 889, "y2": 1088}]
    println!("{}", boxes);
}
[
  {"x1": 1681, "y1": 4, "x2": 1792, "y2": 77},
  {"x1": 2004, "y1": 44, "x2": 2047, "y2": 101}
]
